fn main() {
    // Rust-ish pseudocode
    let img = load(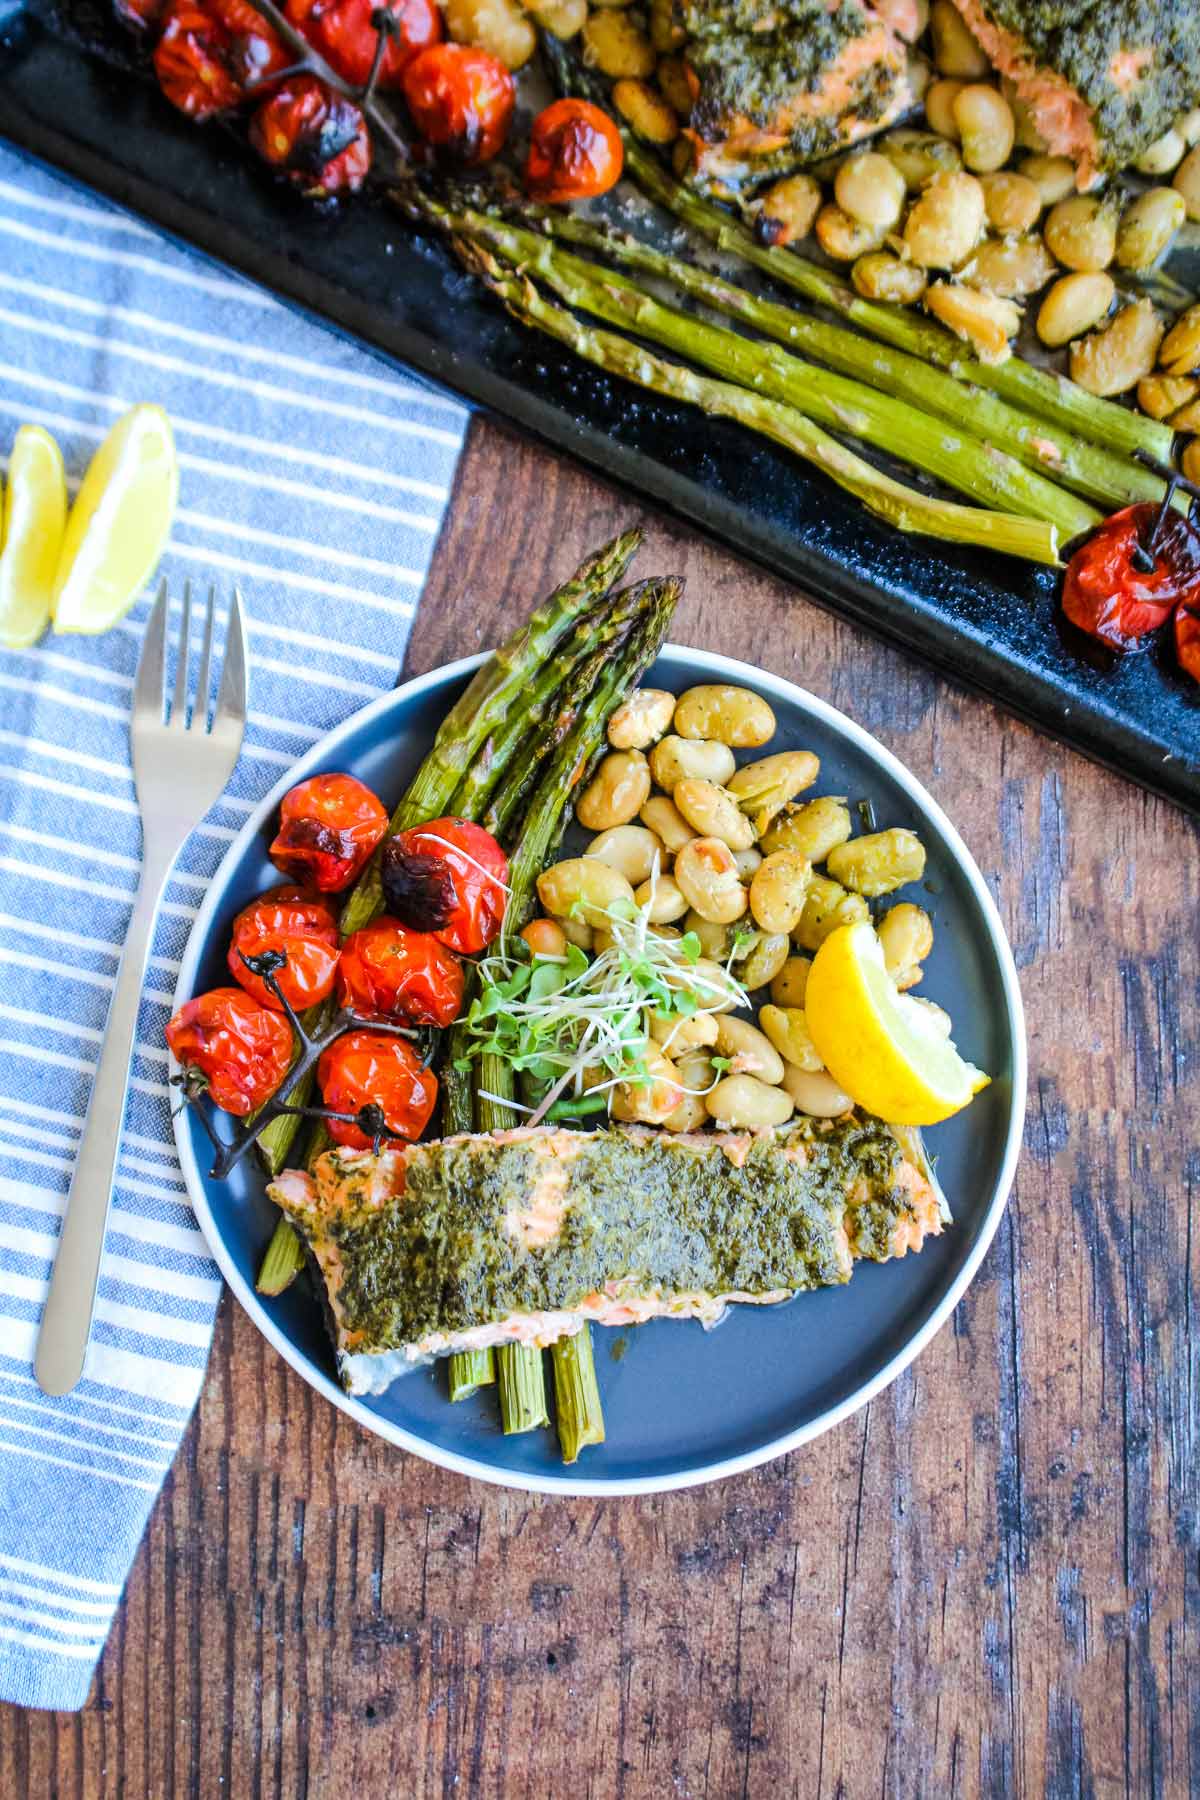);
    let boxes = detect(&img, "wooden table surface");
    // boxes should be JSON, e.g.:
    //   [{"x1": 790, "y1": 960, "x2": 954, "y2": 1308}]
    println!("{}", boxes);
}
[{"x1": 4, "y1": 417, "x2": 1197, "y2": 1798}]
